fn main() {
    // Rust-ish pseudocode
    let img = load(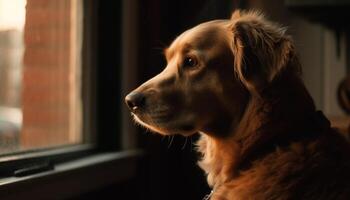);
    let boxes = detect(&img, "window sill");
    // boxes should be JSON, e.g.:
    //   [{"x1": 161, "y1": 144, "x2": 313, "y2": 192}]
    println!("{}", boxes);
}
[{"x1": 0, "y1": 150, "x2": 143, "y2": 200}]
